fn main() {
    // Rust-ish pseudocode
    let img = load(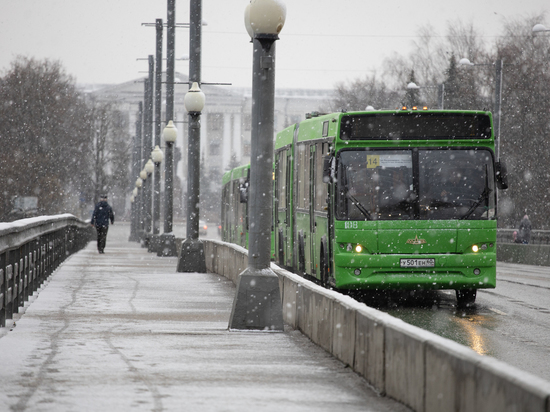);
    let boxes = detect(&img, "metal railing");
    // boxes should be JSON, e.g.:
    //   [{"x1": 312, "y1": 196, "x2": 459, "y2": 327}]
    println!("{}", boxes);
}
[
  {"x1": 497, "y1": 229, "x2": 550, "y2": 245},
  {"x1": 0, "y1": 214, "x2": 93, "y2": 328}
]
